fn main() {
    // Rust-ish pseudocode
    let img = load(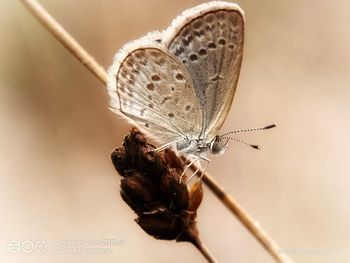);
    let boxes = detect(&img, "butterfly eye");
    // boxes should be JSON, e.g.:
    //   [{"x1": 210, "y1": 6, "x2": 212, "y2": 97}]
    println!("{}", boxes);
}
[{"x1": 209, "y1": 136, "x2": 228, "y2": 155}]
